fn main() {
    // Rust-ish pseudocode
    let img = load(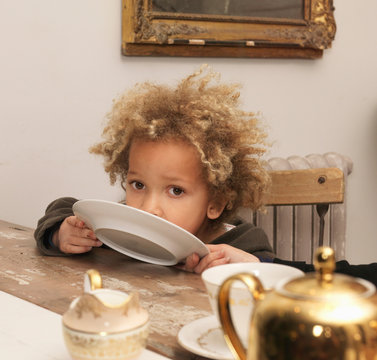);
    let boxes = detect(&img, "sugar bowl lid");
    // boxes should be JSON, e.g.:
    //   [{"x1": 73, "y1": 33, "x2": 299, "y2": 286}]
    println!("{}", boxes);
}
[
  {"x1": 277, "y1": 247, "x2": 376, "y2": 301},
  {"x1": 62, "y1": 269, "x2": 149, "y2": 333}
]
